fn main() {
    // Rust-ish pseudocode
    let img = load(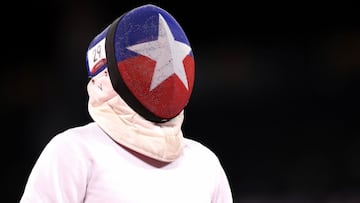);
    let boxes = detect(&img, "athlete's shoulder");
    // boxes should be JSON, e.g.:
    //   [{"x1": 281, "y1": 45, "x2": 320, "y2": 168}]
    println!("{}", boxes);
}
[
  {"x1": 48, "y1": 122, "x2": 104, "y2": 146},
  {"x1": 183, "y1": 138, "x2": 220, "y2": 161},
  {"x1": 60, "y1": 122, "x2": 101, "y2": 135},
  {"x1": 183, "y1": 138, "x2": 212, "y2": 150}
]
